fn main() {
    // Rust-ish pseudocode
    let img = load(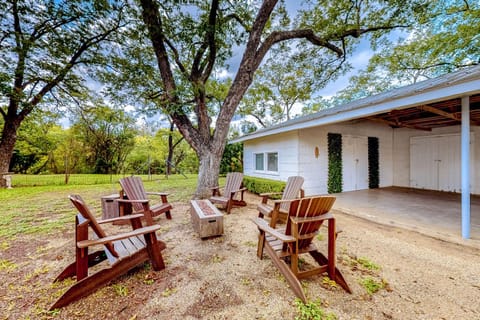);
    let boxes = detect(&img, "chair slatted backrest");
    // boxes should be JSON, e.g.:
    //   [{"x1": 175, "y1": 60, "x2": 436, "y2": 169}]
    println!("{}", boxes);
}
[
  {"x1": 224, "y1": 172, "x2": 243, "y2": 197},
  {"x1": 119, "y1": 176, "x2": 148, "y2": 213},
  {"x1": 279, "y1": 176, "x2": 304, "y2": 213},
  {"x1": 69, "y1": 195, "x2": 118, "y2": 258},
  {"x1": 285, "y1": 196, "x2": 336, "y2": 249}
]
